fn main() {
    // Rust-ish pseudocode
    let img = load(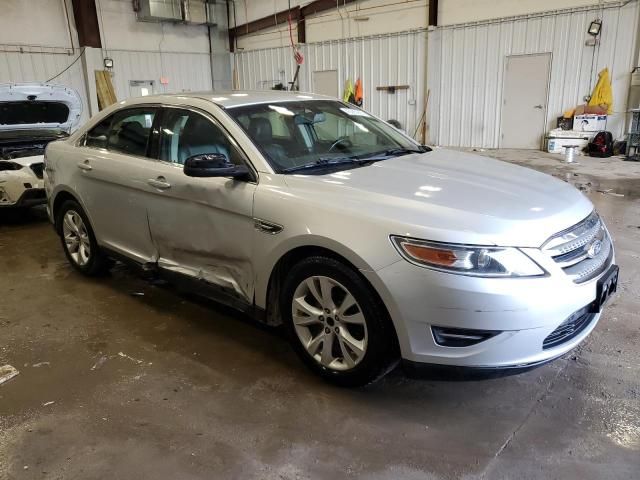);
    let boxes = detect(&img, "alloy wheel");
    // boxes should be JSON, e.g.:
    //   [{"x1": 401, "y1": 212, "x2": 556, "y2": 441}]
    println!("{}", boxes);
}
[
  {"x1": 62, "y1": 210, "x2": 91, "y2": 266},
  {"x1": 291, "y1": 275, "x2": 368, "y2": 371}
]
